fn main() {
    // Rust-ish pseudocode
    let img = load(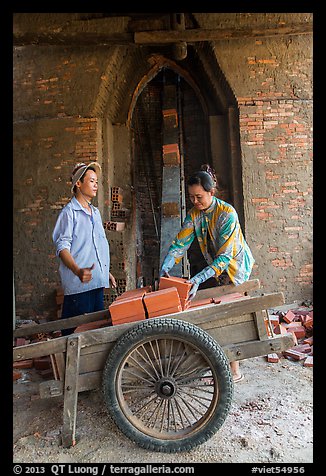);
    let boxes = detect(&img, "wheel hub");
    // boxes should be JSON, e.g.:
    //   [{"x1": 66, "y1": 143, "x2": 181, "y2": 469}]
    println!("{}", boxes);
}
[{"x1": 155, "y1": 378, "x2": 177, "y2": 398}]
